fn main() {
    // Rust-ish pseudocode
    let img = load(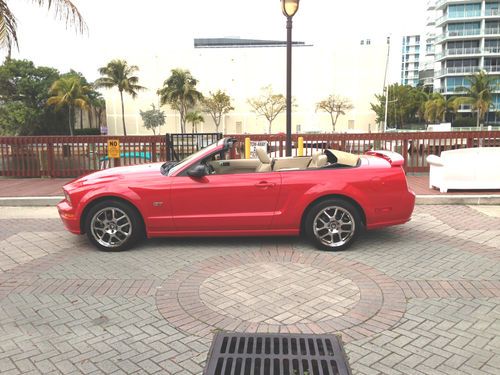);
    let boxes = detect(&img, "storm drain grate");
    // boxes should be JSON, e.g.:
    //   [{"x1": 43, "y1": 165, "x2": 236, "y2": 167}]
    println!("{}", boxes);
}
[{"x1": 203, "y1": 332, "x2": 352, "y2": 375}]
